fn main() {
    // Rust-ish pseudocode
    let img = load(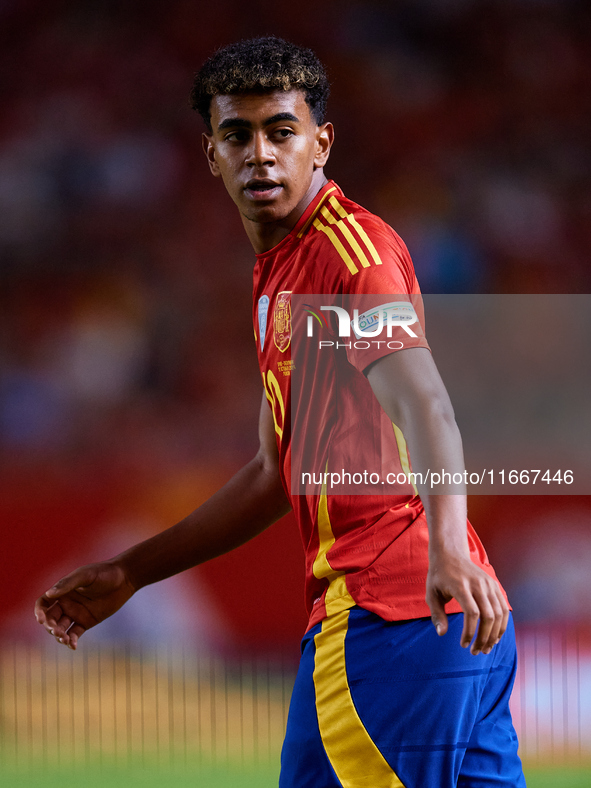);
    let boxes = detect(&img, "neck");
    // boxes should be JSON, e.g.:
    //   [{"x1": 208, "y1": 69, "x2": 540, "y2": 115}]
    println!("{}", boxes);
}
[{"x1": 242, "y1": 170, "x2": 328, "y2": 254}]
